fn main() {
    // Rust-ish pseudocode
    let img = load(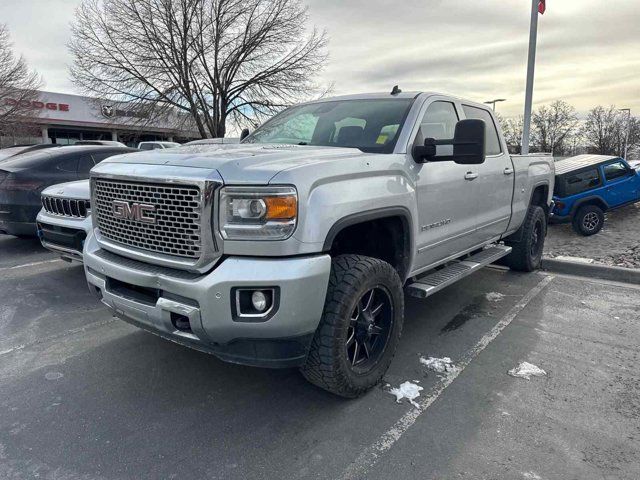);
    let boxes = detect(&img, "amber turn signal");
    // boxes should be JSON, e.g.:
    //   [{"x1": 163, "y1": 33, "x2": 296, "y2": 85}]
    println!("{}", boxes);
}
[{"x1": 265, "y1": 196, "x2": 297, "y2": 220}]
